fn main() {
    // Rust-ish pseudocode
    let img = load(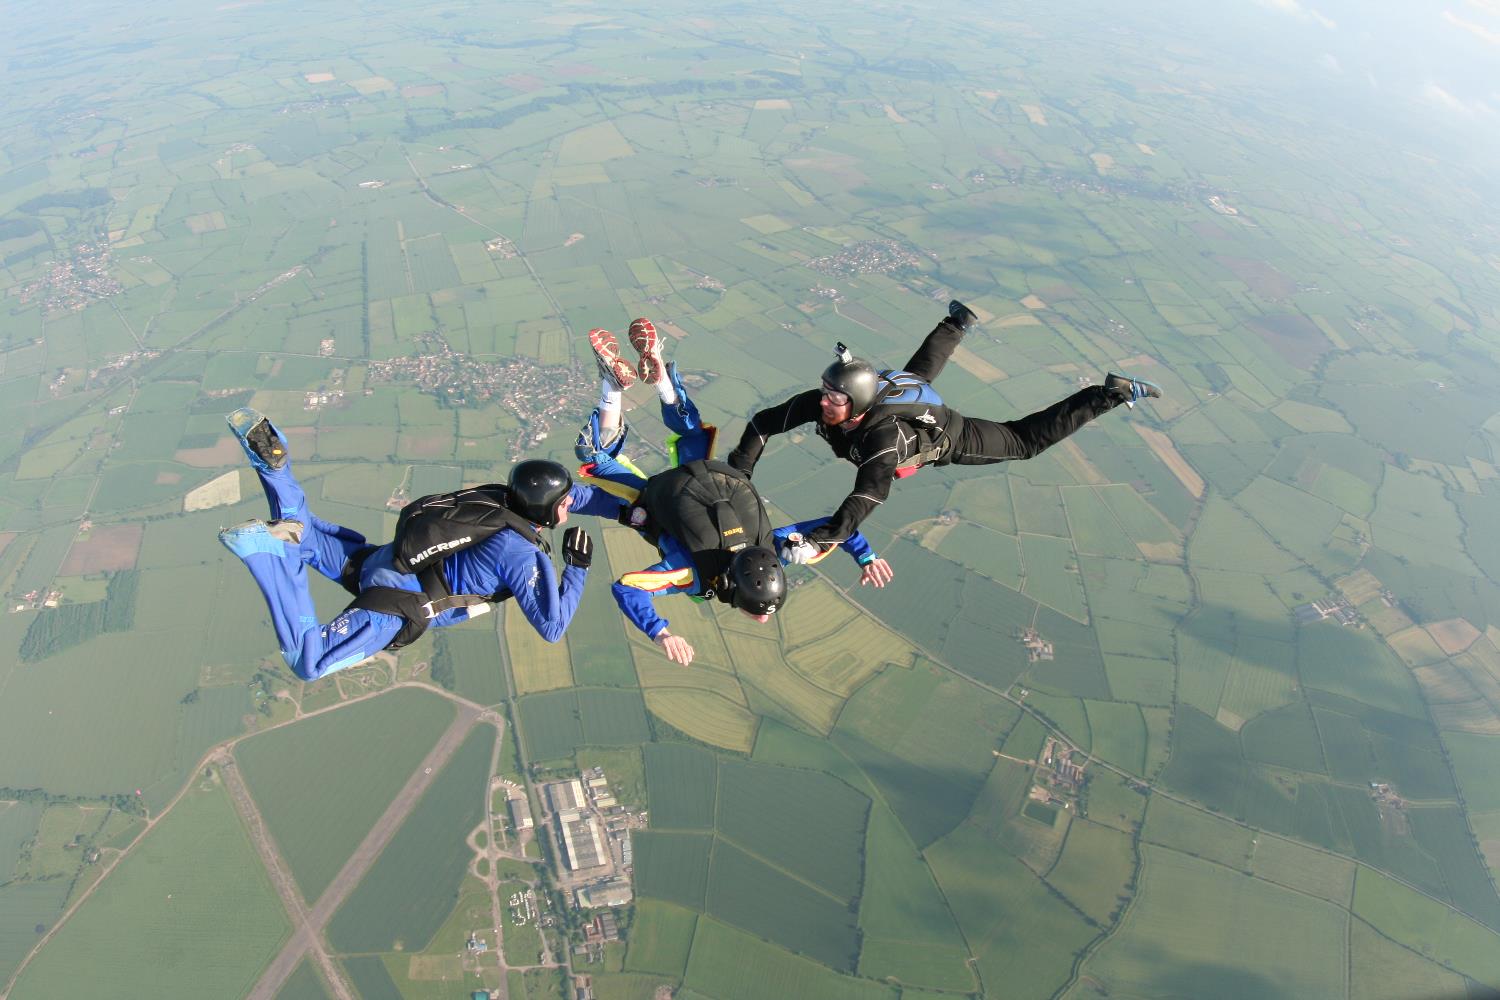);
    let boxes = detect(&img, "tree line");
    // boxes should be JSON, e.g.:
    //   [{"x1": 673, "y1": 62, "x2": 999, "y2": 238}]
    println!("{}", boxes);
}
[{"x1": 19, "y1": 569, "x2": 139, "y2": 663}]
